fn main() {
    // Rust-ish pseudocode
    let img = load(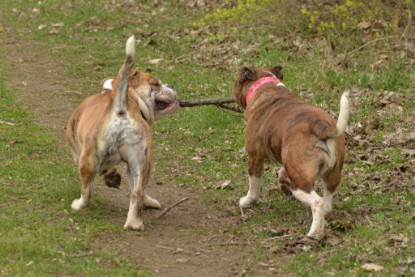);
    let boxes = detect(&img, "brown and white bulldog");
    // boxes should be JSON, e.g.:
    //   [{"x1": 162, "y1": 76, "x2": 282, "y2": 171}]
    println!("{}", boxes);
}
[
  {"x1": 66, "y1": 36, "x2": 179, "y2": 230},
  {"x1": 233, "y1": 66, "x2": 349, "y2": 238}
]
